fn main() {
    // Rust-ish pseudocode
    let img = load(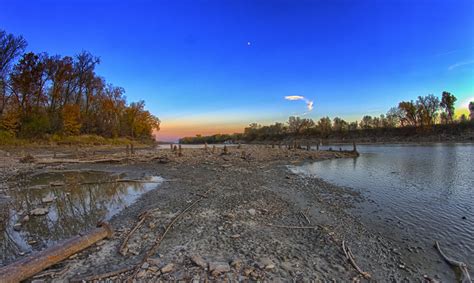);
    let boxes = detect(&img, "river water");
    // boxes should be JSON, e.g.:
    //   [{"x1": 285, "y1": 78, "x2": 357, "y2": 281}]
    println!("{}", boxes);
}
[{"x1": 290, "y1": 143, "x2": 473, "y2": 274}]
